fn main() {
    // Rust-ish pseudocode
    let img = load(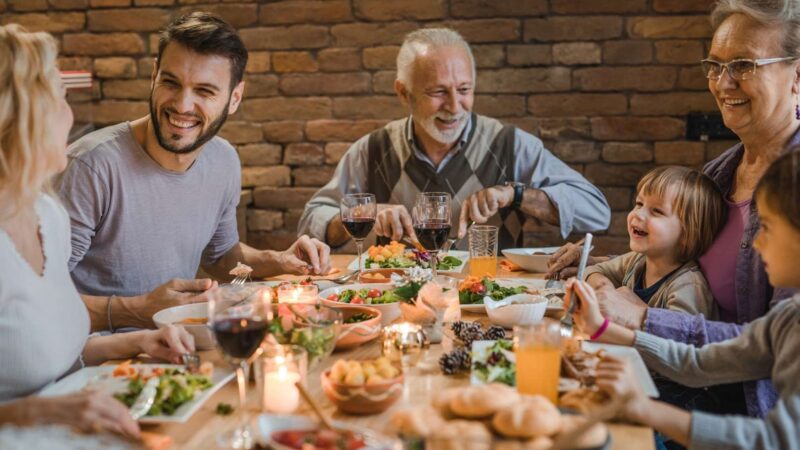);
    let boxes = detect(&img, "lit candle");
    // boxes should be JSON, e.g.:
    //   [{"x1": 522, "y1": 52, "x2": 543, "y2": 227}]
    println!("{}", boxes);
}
[
  {"x1": 277, "y1": 284, "x2": 318, "y2": 304},
  {"x1": 263, "y1": 359, "x2": 300, "y2": 413}
]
